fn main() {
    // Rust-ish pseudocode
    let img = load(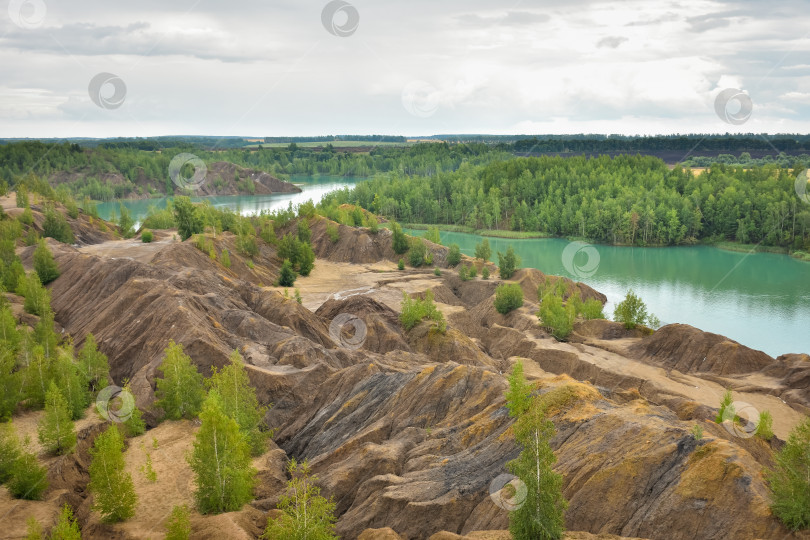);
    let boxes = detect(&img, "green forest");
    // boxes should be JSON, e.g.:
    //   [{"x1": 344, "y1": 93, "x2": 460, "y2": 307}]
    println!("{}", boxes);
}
[{"x1": 323, "y1": 155, "x2": 810, "y2": 249}]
